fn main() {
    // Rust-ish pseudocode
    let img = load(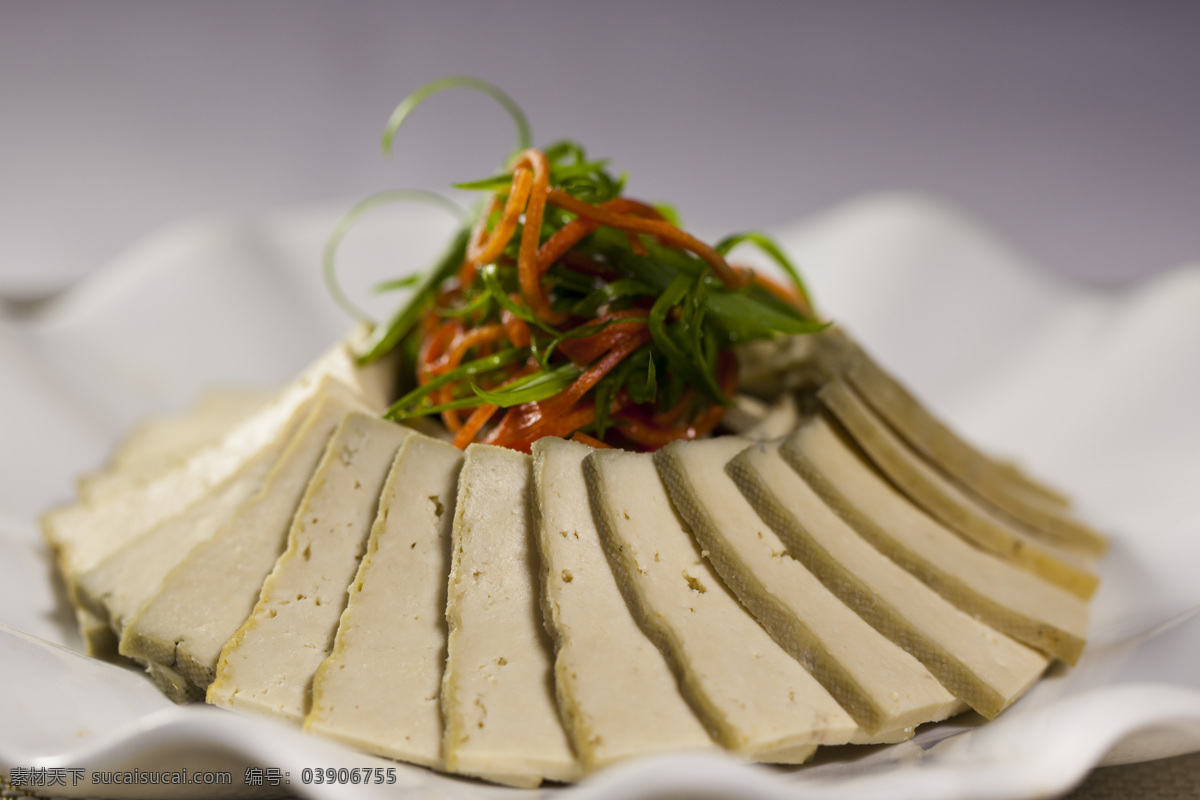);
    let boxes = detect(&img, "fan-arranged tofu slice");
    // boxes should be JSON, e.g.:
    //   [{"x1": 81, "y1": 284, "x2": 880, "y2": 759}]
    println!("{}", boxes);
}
[
  {"x1": 73, "y1": 382, "x2": 362, "y2": 654},
  {"x1": 74, "y1": 419, "x2": 288, "y2": 651},
  {"x1": 654, "y1": 437, "x2": 964, "y2": 737},
  {"x1": 815, "y1": 329, "x2": 1106, "y2": 554},
  {"x1": 720, "y1": 394, "x2": 772, "y2": 435},
  {"x1": 584, "y1": 449, "x2": 859, "y2": 763},
  {"x1": 440, "y1": 444, "x2": 581, "y2": 788},
  {"x1": 305, "y1": 433, "x2": 462, "y2": 770},
  {"x1": 742, "y1": 394, "x2": 800, "y2": 441},
  {"x1": 781, "y1": 416, "x2": 1090, "y2": 665},
  {"x1": 818, "y1": 380, "x2": 1099, "y2": 598},
  {"x1": 728, "y1": 442, "x2": 1049, "y2": 719},
  {"x1": 120, "y1": 383, "x2": 370, "y2": 688},
  {"x1": 206, "y1": 412, "x2": 411, "y2": 721},
  {"x1": 41, "y1": 327, "x2": 396, "y2": 650},
  {"x1": 78, "y1": 387, "x2": 274, "y2": 503},
  {"x1": 531, "y1": 438, "x2": 715, "y2": 772}
]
